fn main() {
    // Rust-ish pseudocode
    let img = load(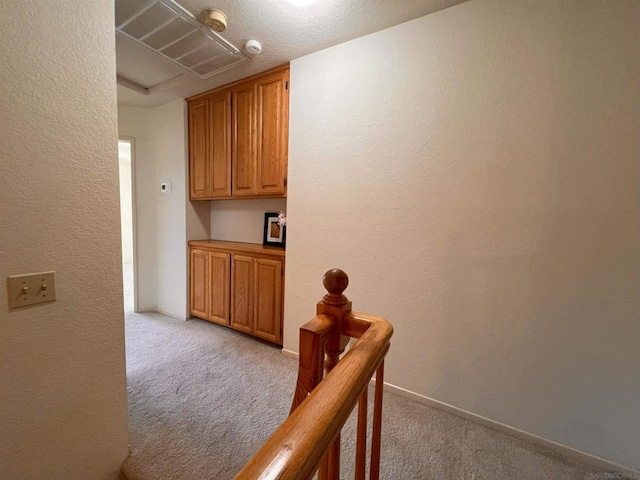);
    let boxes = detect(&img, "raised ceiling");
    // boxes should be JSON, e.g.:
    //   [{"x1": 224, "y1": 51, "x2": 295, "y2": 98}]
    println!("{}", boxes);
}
[{"x1": 116, "y1": 0, "x2": 468, "y2": 108}]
